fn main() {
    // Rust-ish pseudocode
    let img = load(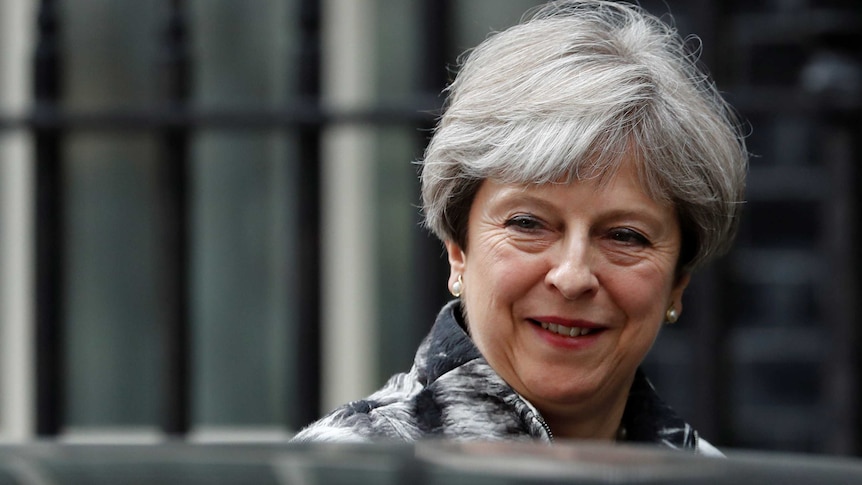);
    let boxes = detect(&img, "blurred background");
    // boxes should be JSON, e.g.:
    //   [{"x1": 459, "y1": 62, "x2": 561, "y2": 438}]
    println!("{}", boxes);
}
[{"x1": 0, "y1": 0, "x2": 860, "y2": 456}]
